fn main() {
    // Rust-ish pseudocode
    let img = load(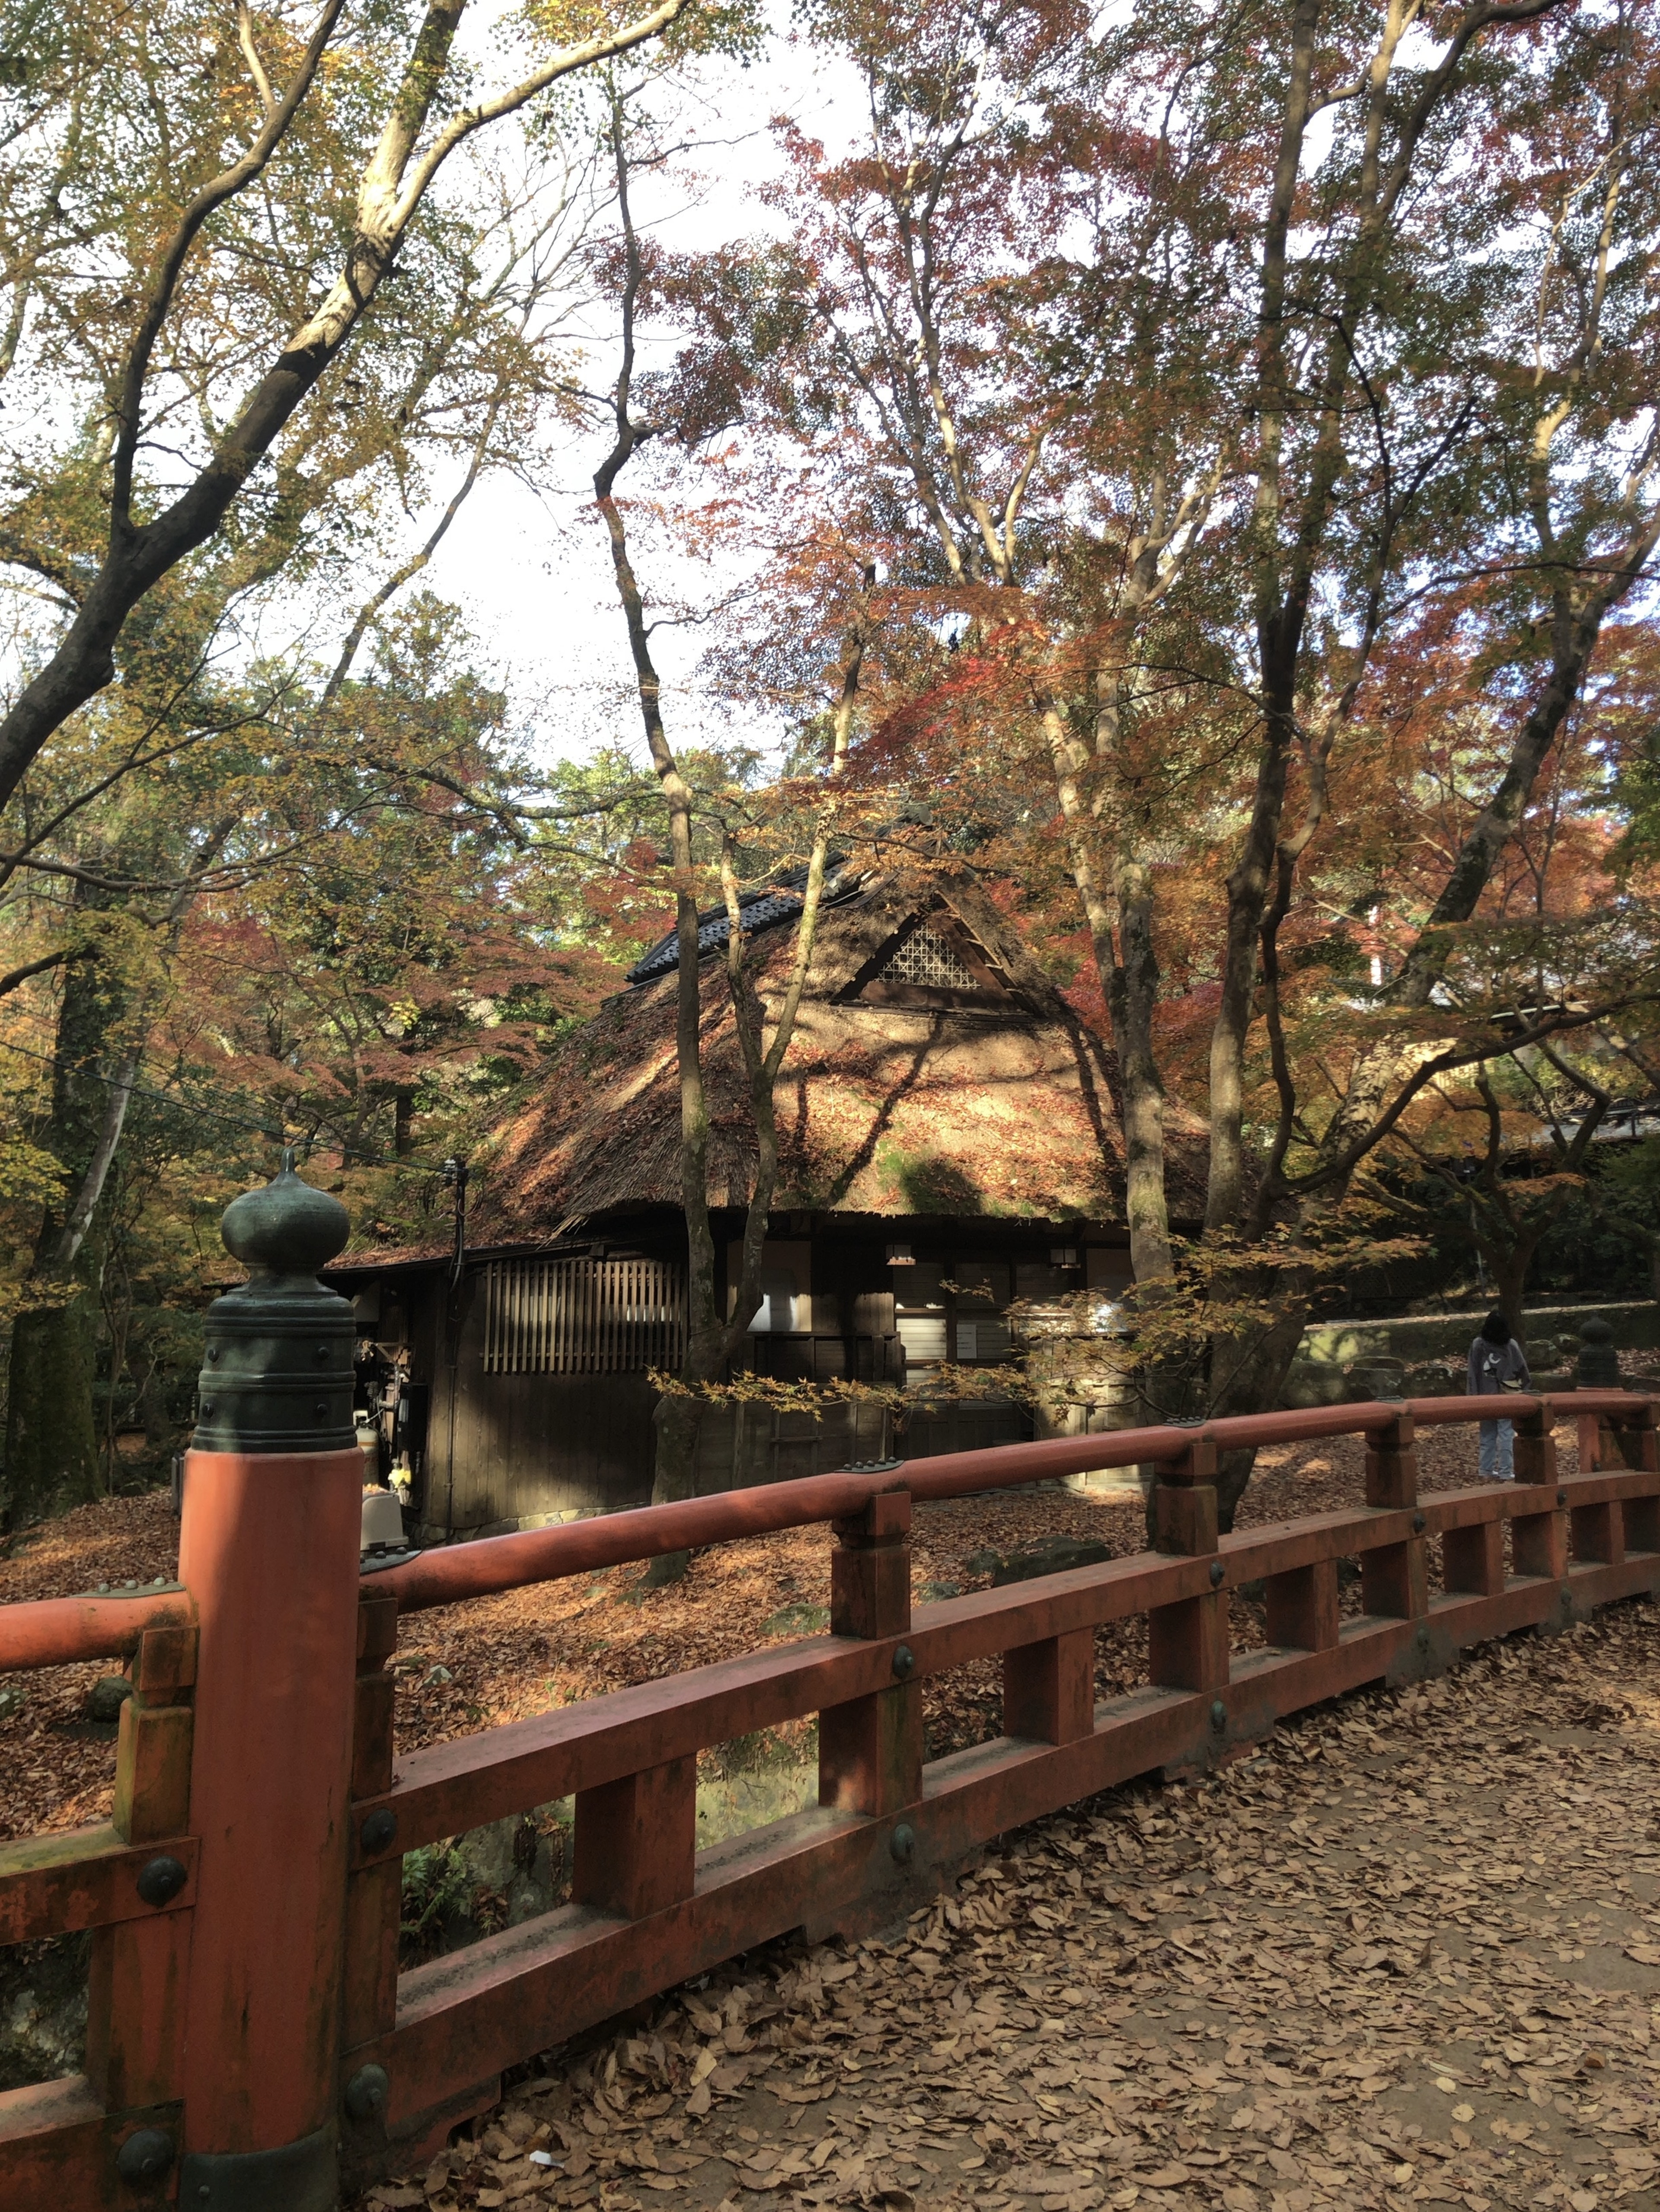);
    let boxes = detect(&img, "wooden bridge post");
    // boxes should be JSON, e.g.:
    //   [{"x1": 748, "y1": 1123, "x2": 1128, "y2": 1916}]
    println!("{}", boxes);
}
[
  {"x1": 172, "y1": 1165, "x2": 364, "y2": 2212},
  {"x1": 1566, "y1": 1400, "x2": 1626, "y2": 1569},
  {"x1": 1512, "y1": 1404, "x2": 1567, "y2": 1585},
  {"x1": 1614, "y1": 1401, "x2": 1659, "y2": 1473},
  {"x1": 819, "y1": 1487, "x2": 922, "y2": 1816},
  {"x1": 1147, "y1": 1433, "x2": 1227, "y2": 1694},
  {"x1": 1361, "y1": 1406, "x2": 1427, "y2": 1619}
]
